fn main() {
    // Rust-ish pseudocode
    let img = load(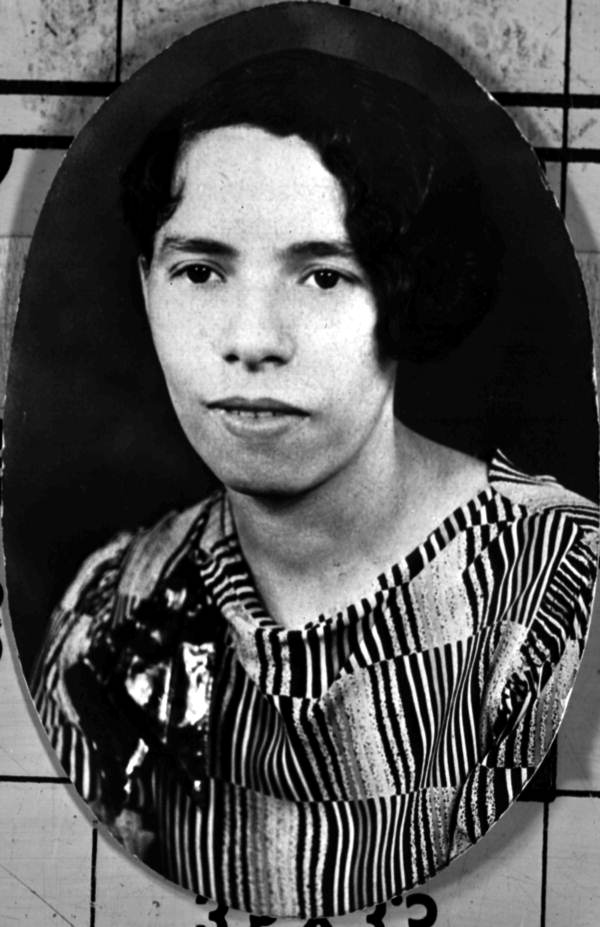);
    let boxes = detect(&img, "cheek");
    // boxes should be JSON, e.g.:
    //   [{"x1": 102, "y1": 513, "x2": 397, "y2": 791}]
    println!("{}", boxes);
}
[
  {"x1": 325, "y1": 322, "x2": 389, "y2": 392},
  {"x1": 148, "y1": 331, "x2": 206, "y2": 425},
  {"x1": 306, "y1": 297, "x2": 377, "y2": 358},
  {"x1": 147, "y1": 302, "x2": 211, "y2": 393}
]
